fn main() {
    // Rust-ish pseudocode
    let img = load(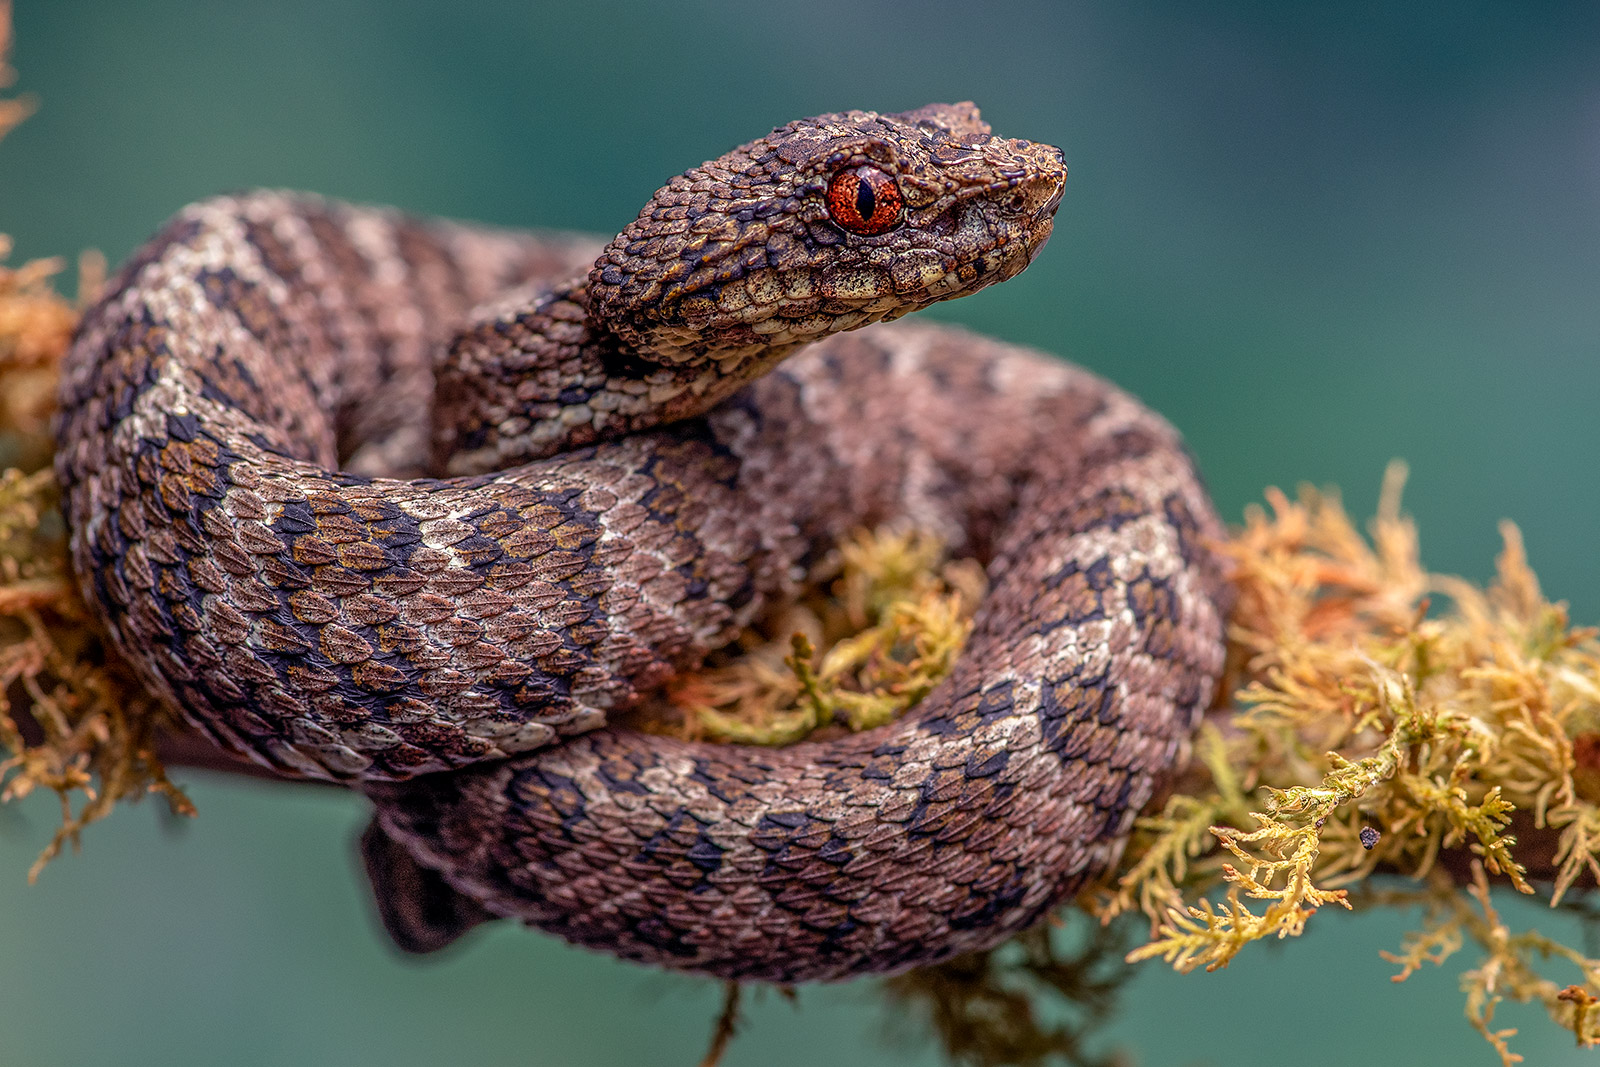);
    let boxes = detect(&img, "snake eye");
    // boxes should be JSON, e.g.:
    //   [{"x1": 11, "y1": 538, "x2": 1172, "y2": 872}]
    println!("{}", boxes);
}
[{"x1": 826, "y1": 165, "x2": 904, "y2": 236}]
